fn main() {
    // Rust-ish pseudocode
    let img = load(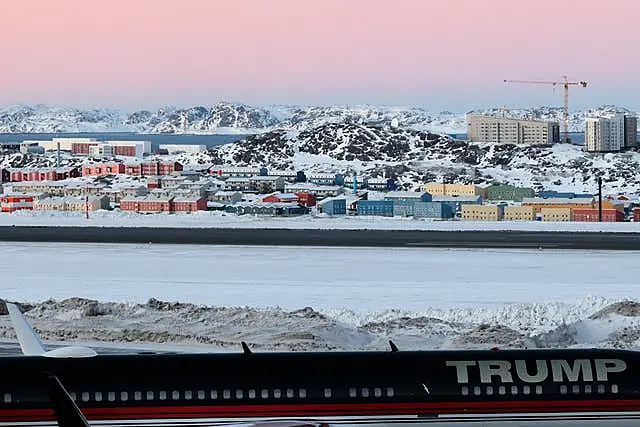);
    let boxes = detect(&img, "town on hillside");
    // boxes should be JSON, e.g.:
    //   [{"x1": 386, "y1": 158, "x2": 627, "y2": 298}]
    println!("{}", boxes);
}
[{"x1": 0, "y1": 136, "x2": 639, "y2": 223}]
